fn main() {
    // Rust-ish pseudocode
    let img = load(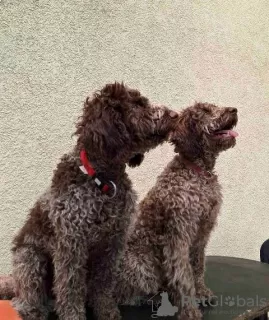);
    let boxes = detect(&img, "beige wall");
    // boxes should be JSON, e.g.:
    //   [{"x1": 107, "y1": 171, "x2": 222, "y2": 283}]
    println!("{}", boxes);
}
[{"x1": 0, "y1": 0, "x2": 269, "y2": 274}]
